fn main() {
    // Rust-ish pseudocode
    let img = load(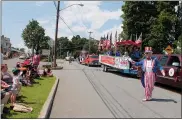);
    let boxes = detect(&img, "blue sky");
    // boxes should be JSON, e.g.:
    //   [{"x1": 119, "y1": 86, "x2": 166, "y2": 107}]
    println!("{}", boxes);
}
[{"x1": 2, "y1": 1, "x2": 123, "y2": 51}]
